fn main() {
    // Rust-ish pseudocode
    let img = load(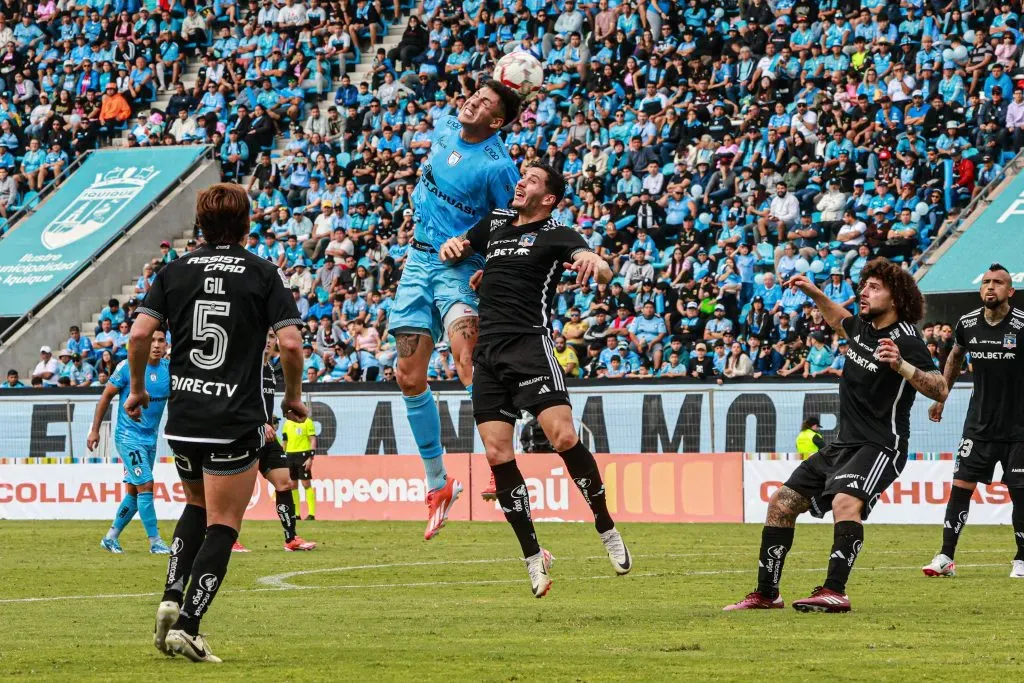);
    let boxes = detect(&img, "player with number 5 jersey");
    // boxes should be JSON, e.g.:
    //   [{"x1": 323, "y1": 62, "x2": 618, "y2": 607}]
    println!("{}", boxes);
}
[{"x1": 129, "y1": 184, "x2": 308, "y2": 663}]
